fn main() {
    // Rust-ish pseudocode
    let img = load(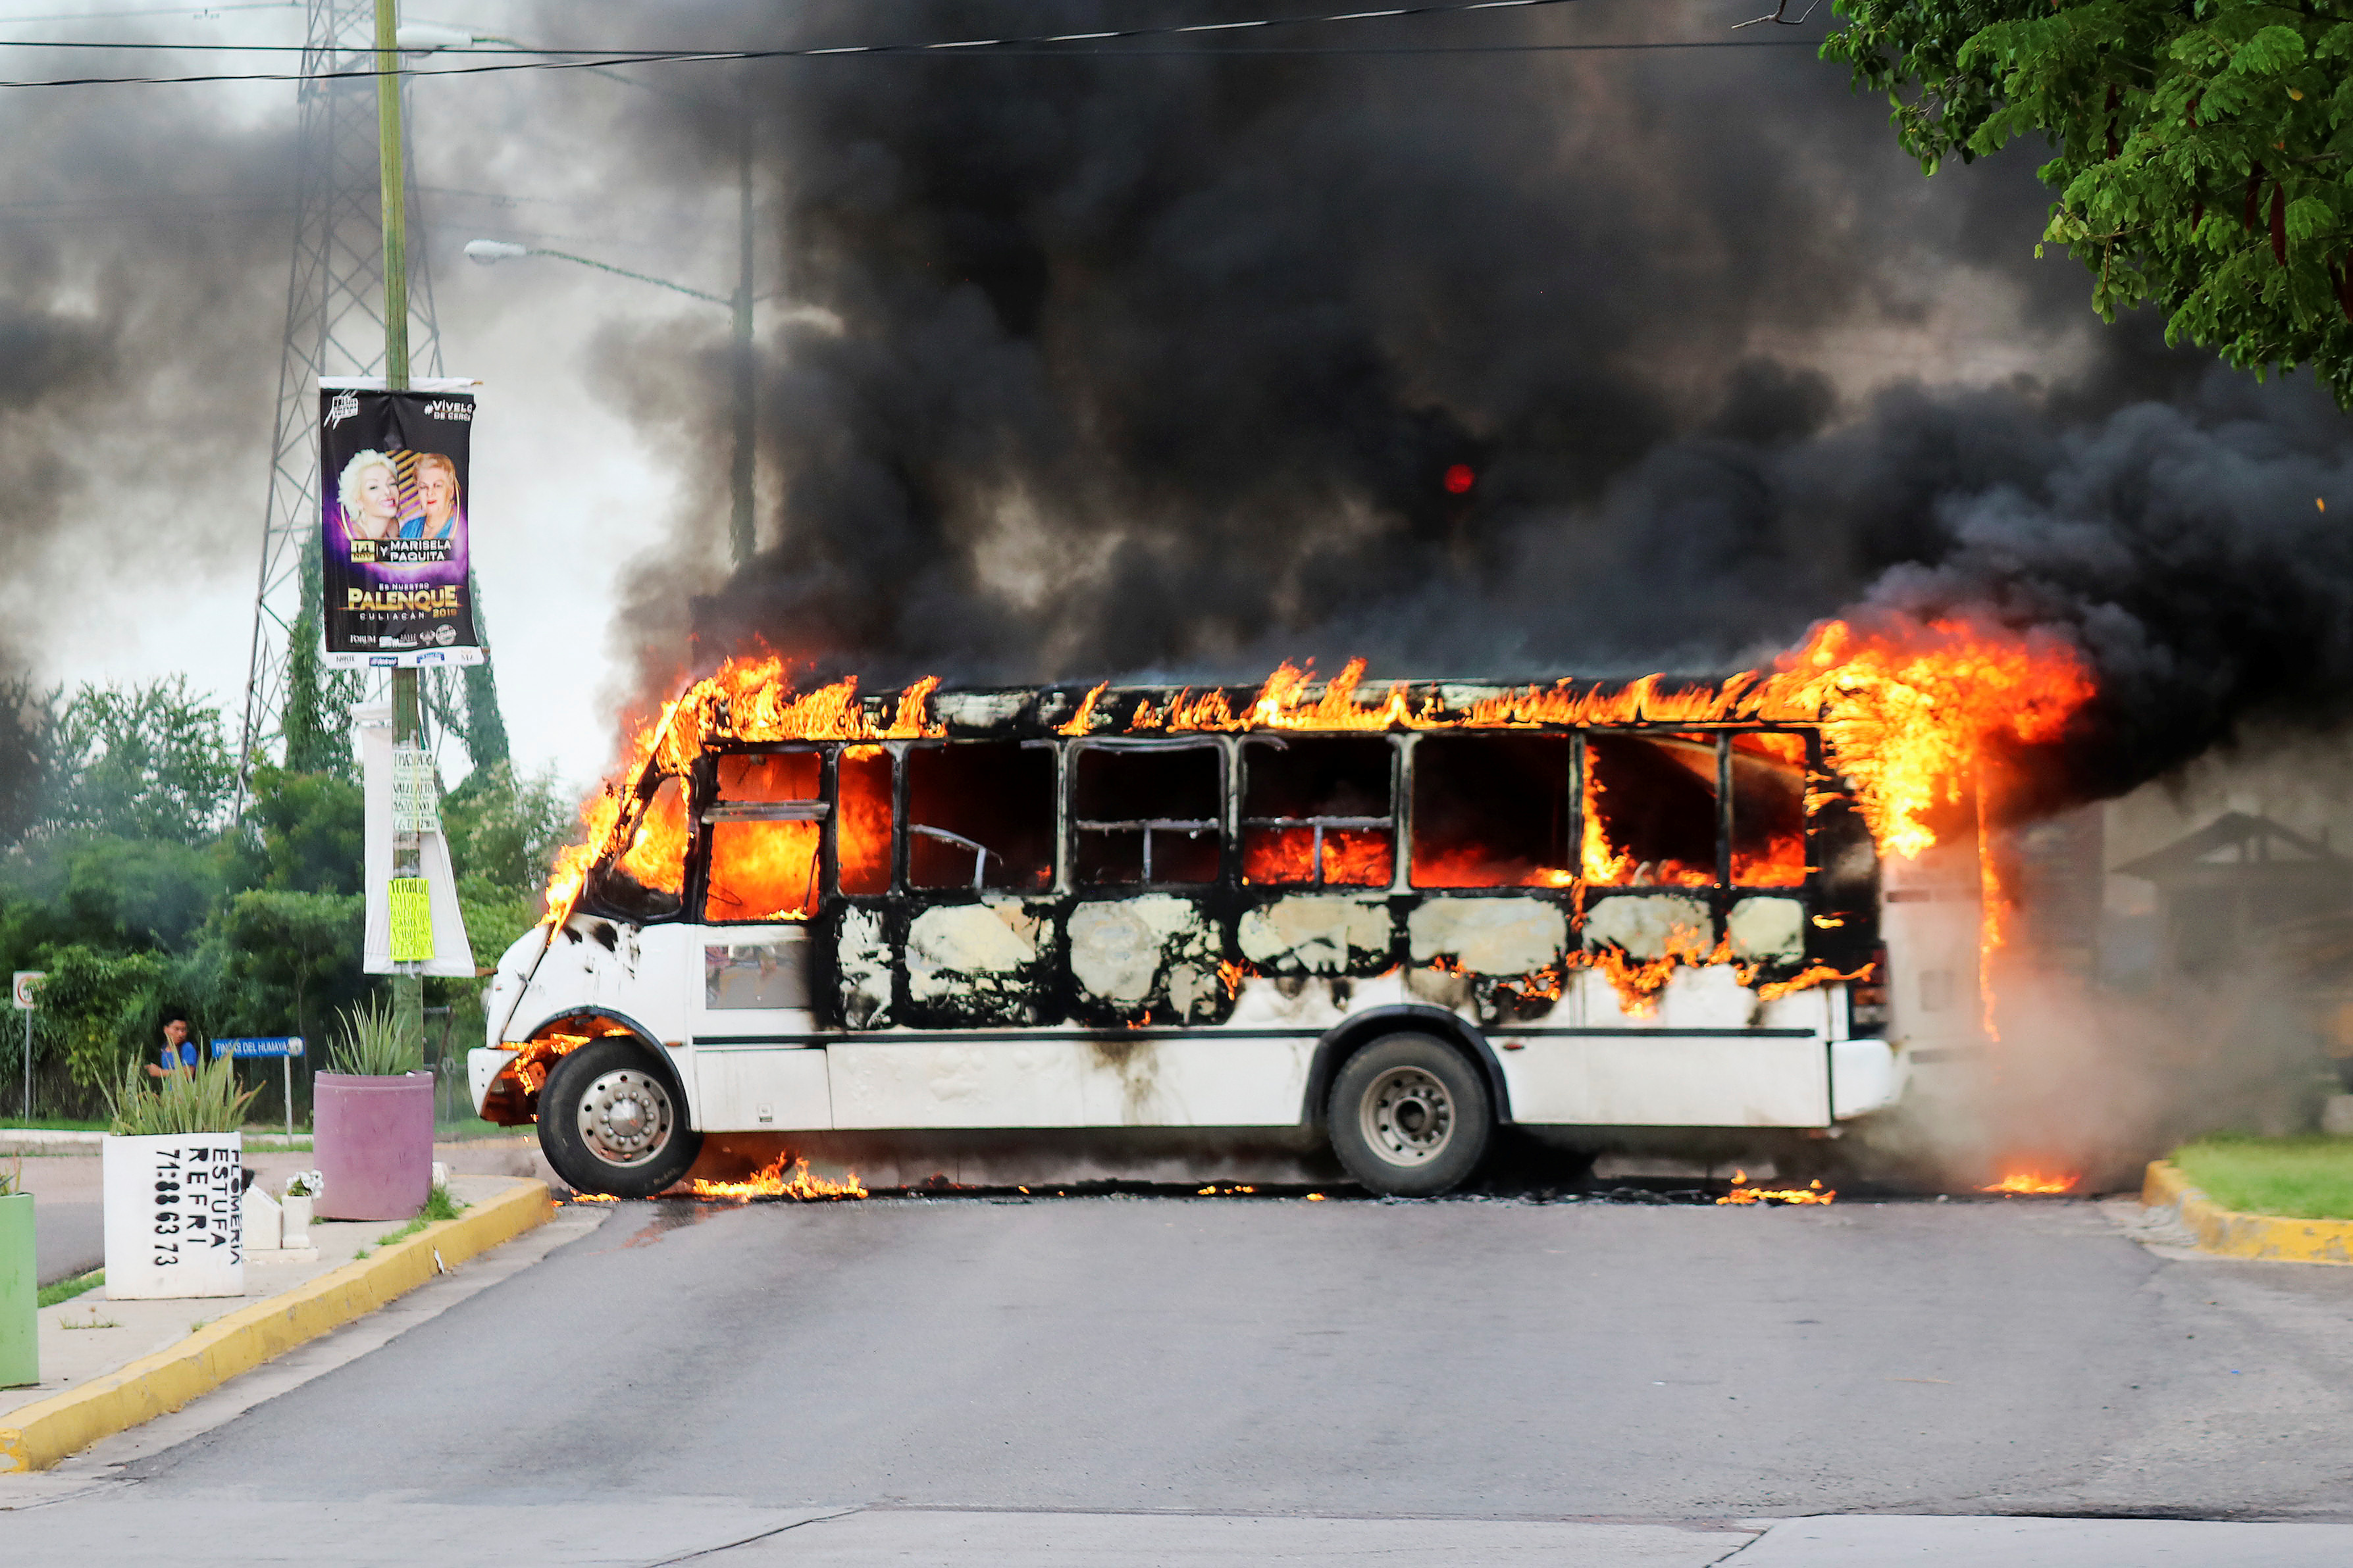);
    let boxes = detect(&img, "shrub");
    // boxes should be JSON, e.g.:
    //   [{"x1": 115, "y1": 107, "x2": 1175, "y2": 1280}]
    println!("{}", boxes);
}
[{"x1": 103, "y1": 1052, "x2": 258, "y2": 1136}]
